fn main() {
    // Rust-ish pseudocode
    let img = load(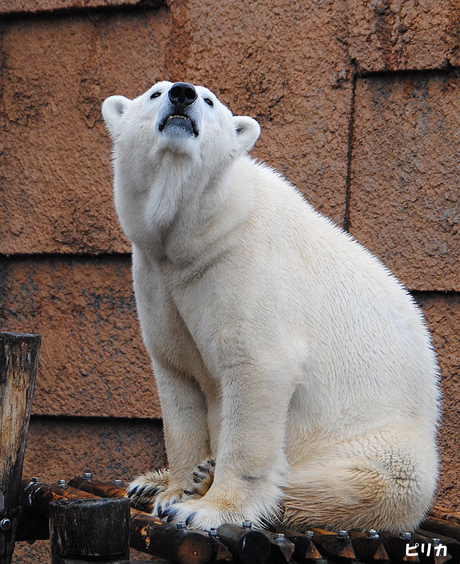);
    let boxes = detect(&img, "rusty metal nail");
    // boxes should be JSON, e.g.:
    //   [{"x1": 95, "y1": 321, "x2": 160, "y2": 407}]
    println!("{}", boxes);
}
[
  {"x1": 0, "y1": 519, "x2": 11, "y2": 531},
  {"x1": 242, "y1": 520, "x2": 252, "y2": 529}
]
